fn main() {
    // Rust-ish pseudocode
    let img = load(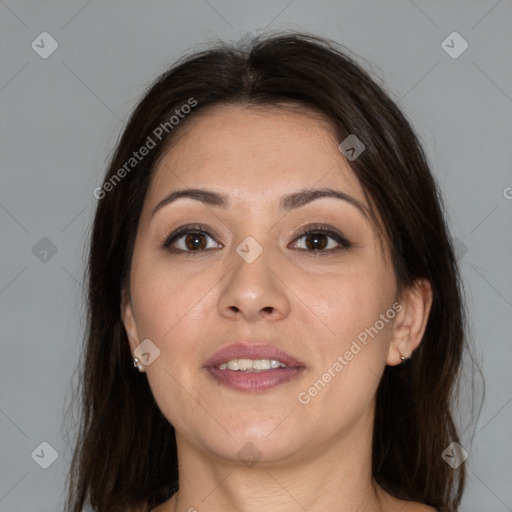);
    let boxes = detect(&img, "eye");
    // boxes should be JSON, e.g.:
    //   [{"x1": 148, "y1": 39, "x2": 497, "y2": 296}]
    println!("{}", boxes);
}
[
  {"x1": 161, "y1": 224, "x2": 223, "y2": 254},
  {"x1": 161, "y1": 223, "x2": 351, "y2": 255},
  {"x1": 290, "y1": 223, "x2": 351, "y2": 253}
]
